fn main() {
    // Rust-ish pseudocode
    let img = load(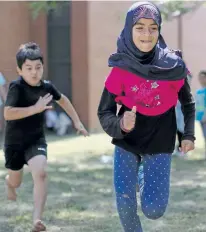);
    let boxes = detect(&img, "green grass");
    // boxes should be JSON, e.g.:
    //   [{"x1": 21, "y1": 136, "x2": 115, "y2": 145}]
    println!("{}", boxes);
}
[{"x1": 0, "y1": 122, "x2": 205, "y2": 232}]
